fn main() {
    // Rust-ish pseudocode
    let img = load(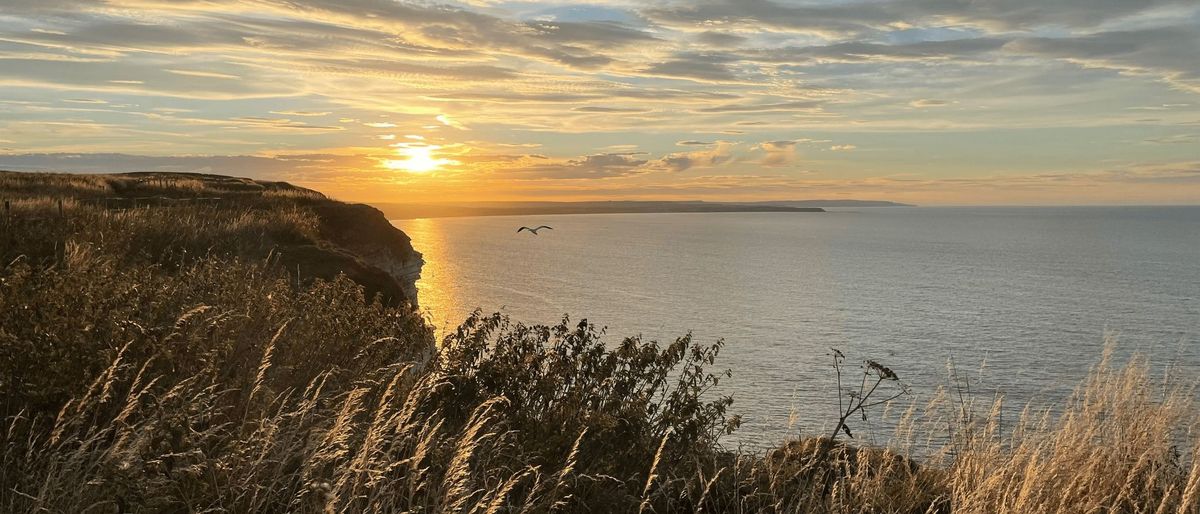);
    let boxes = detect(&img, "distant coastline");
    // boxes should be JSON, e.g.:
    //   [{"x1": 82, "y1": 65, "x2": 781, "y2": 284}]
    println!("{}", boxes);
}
[
  {"x1": 746, "y1": 199, "x2": 914, "y2": 208},
  {"x1": 376, "y1": 199, "x2": 909, "y2": 220}
]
